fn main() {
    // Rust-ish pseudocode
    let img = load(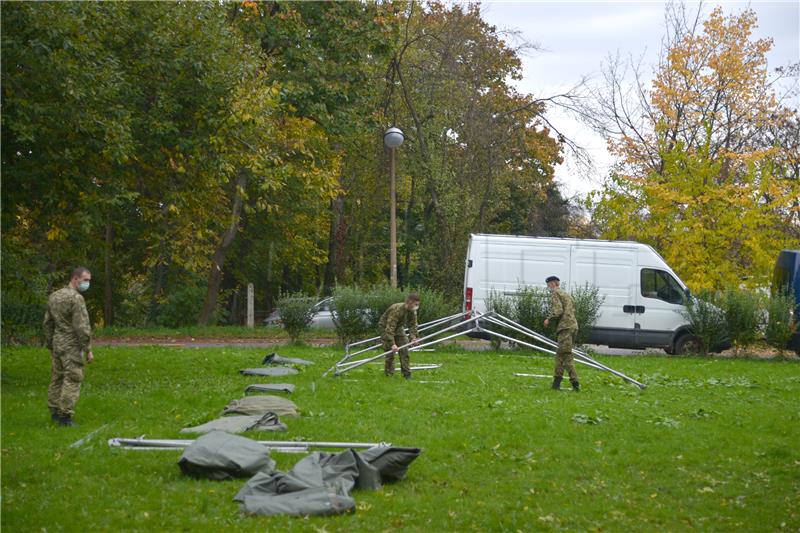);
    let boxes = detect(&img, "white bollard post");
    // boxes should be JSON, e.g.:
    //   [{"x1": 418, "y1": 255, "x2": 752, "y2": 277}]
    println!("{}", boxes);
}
[{"x1": 247, "y1": 283, "x2": 254, "y2": 328}]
